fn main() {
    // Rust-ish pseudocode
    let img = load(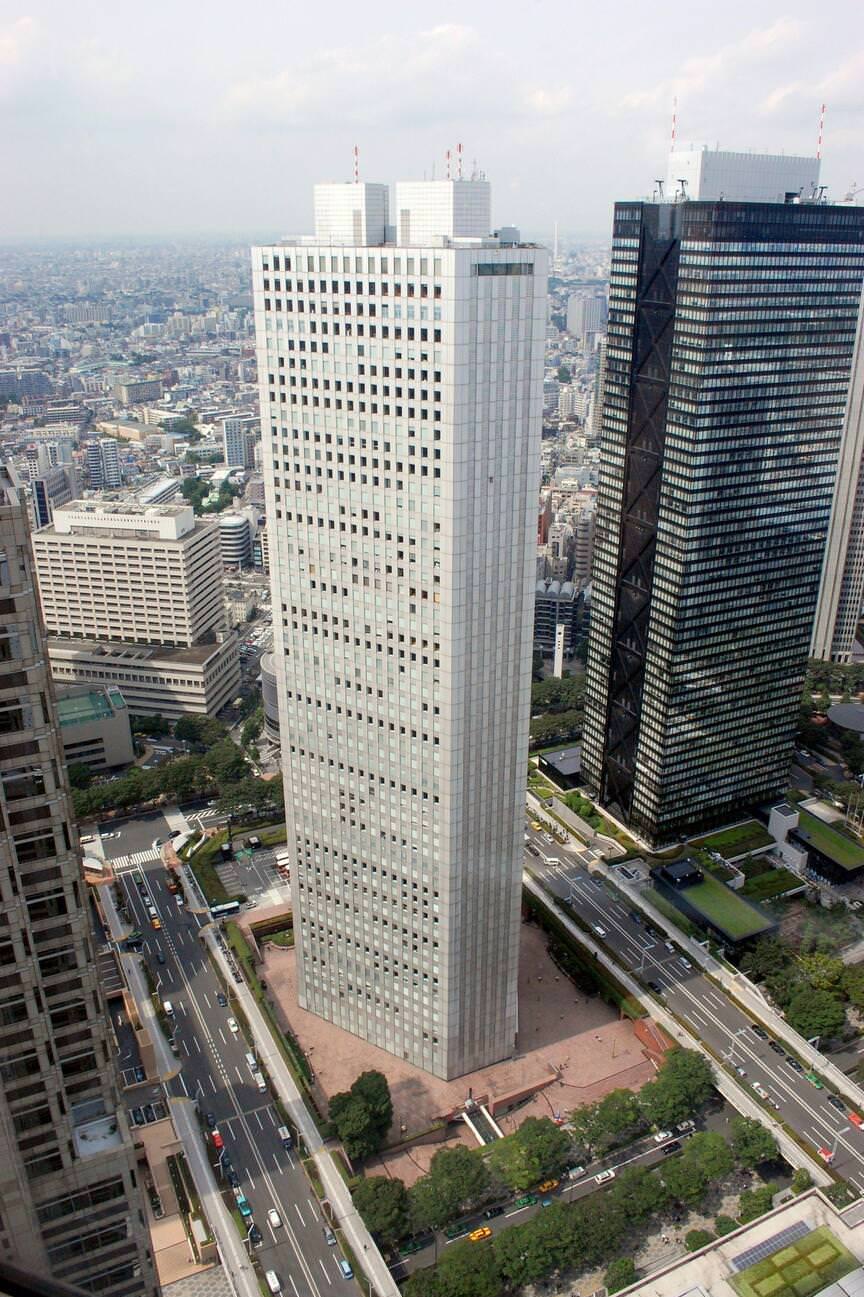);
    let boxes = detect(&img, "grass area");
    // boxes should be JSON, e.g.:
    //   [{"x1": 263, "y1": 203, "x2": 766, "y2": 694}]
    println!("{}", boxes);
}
[
  {"x1": 263, "y1": 929, "x2": 294, "y2": 947},
  {"x1": 186, "y1": 830, "x2": 234, "y2": 904},
  {"x1": 682, "y1": 873, "x2": 772, "y2": 940},
  {"x1": 741, "y1": 867, "x2": 802, "y2": 901},
  {"x1": 690, "y1": 821, "x2": 774, "y2": 858},
  {"x1": 730, "y1": 1226, "x2": 857, "y2": 1297},
  {"x1": 796, "y1": 809, "x2": 864, "y2": 871},
  {"x1": 254, "y1": 823, "x2": 288, "y2": 847},
  {"x1": 644, "y1": 887, "x2": 703, "y2": 939}
]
